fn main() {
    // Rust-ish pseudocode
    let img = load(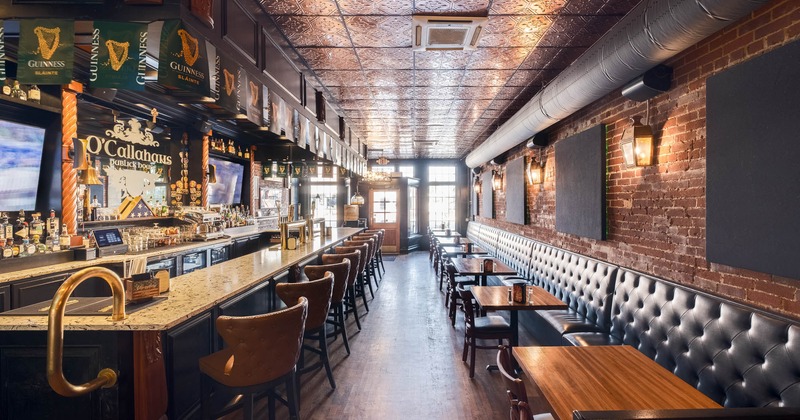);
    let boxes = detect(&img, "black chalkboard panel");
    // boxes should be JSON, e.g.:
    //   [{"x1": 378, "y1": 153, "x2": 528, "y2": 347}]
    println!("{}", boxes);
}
[
  {"x1": 506, "y1": 157, "x2": 525, "y2": 225},
  {"x1": 706, "y1": 39, "x2": 800, "y2": 280},
  {"x1": 555, "y1": 125, "x2": 606, "y2": 240},
  {"x1": 481, "y1": 171, "x2": 494, "y2": 218}
]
